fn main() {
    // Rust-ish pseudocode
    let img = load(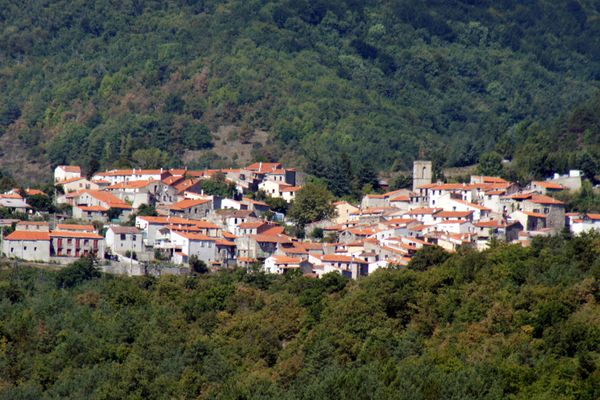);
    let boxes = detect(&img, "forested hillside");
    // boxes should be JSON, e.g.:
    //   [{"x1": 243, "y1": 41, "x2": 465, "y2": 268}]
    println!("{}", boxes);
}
[
  {"x1": 0, "y1": 235, "x2": 599, "y2": 399},
  {"x1": 2, "y1": 0, "x2": 600, "y2": 183}
]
